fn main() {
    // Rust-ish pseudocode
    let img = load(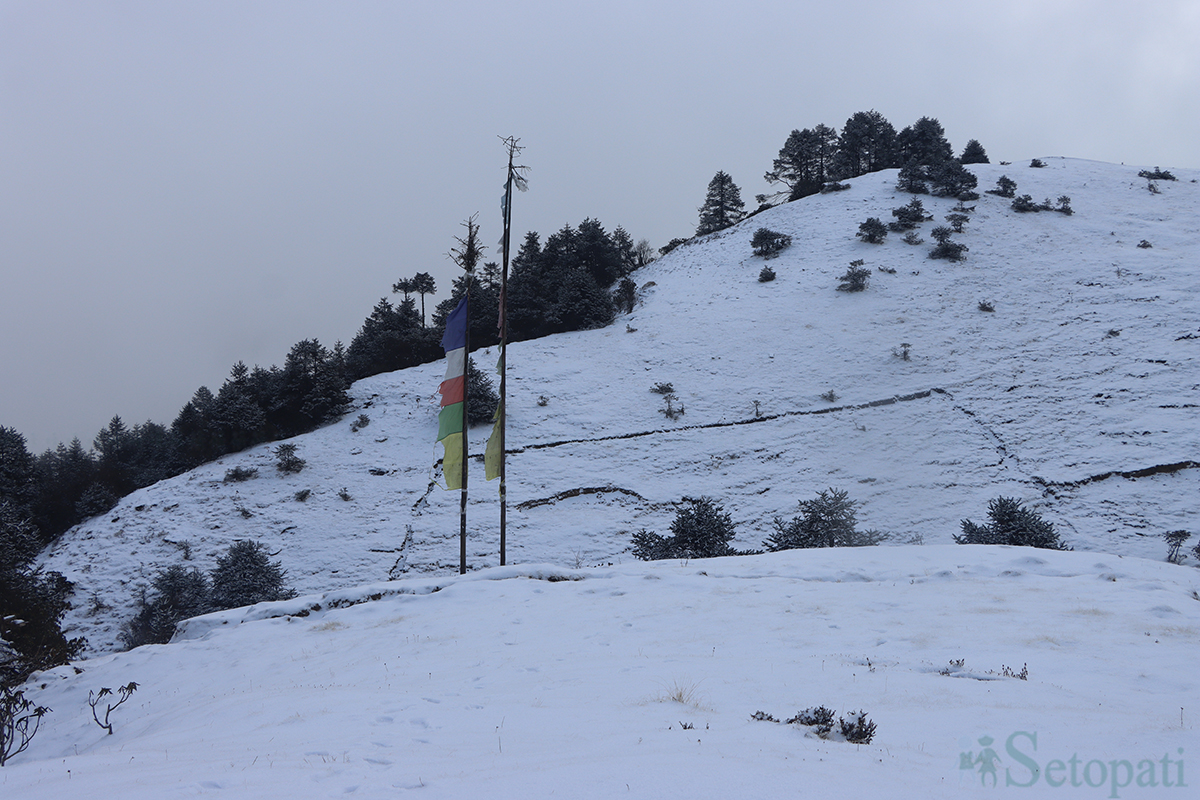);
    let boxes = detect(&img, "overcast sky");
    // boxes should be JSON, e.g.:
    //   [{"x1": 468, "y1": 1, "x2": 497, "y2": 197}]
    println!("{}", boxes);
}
[{"x1": 2, "y1": 0, "x2": 1197, "y2": 453}]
